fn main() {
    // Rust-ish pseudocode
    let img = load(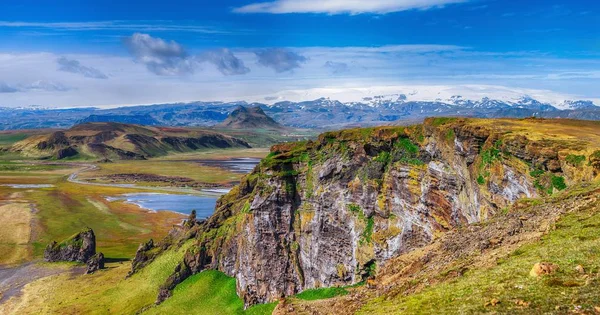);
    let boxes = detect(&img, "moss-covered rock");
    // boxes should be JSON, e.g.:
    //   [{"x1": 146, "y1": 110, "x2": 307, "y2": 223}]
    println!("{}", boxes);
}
[{"x1": 44, "y1": 228, "x2": 96, "y2": 263}]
